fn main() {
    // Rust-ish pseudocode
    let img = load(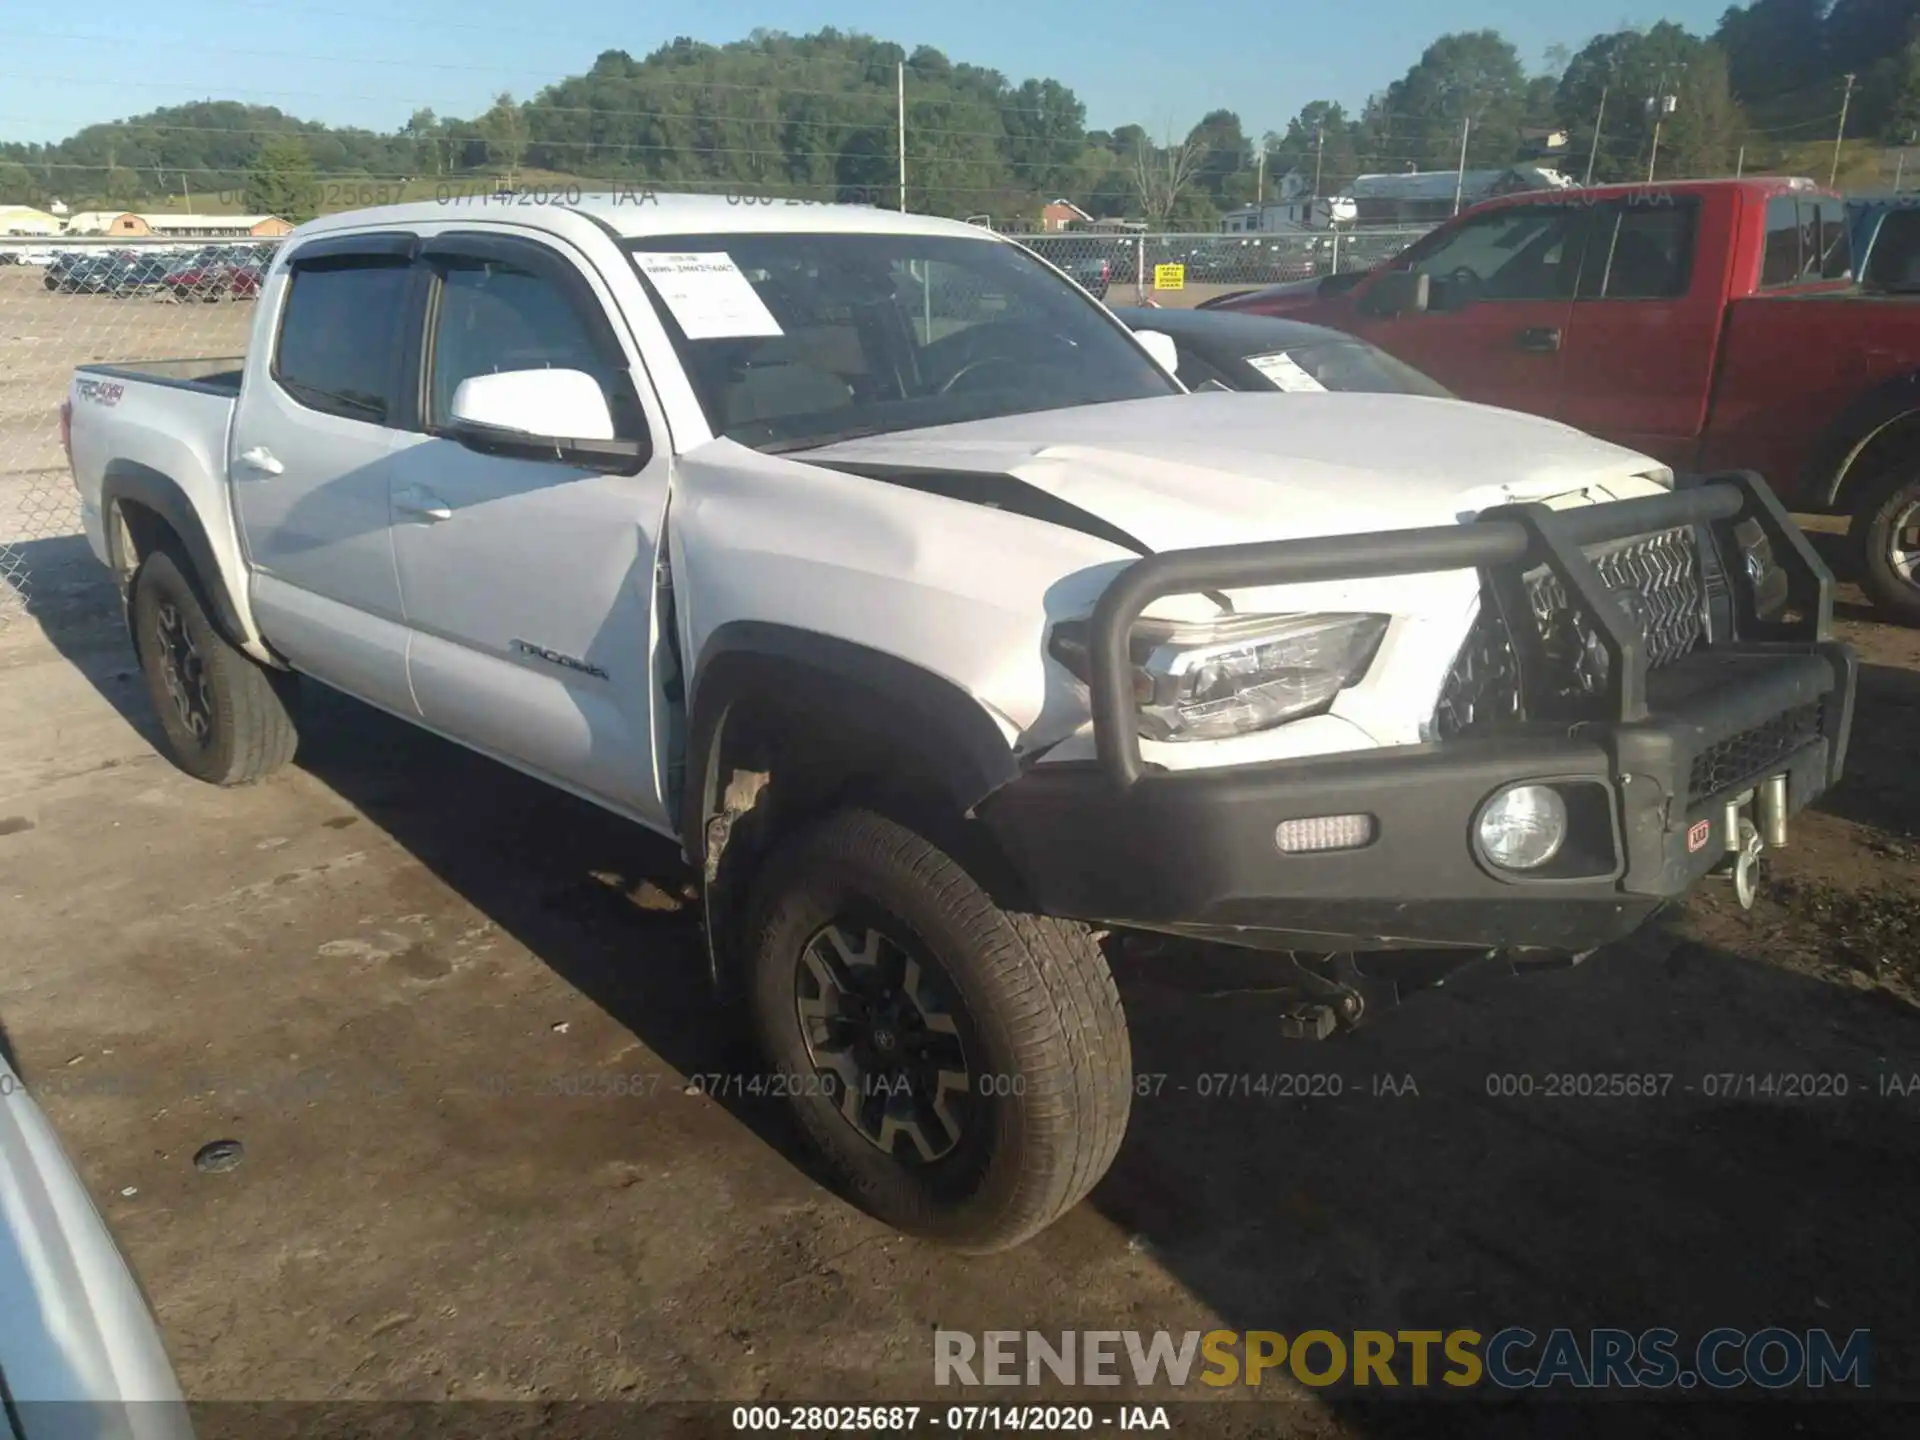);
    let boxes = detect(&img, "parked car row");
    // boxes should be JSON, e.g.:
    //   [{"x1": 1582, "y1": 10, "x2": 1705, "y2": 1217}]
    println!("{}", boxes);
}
[{"x1": 39, "y1": 245, "x2": 270, "y2": 301}]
